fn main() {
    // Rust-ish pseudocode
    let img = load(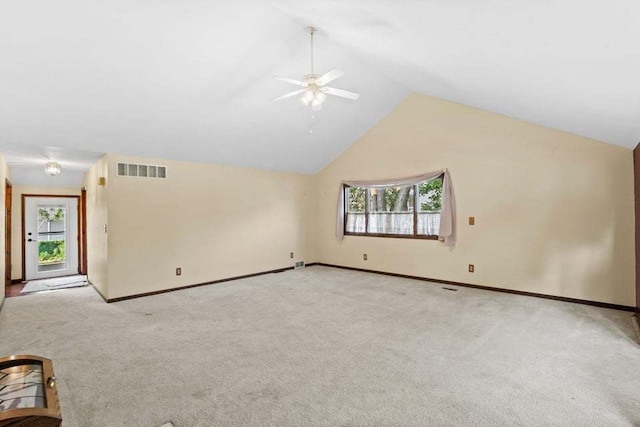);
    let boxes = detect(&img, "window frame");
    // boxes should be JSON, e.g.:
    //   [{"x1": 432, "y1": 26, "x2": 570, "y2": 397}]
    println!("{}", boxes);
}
[{"x1": 343, "y1": 174, "x2": 443, "y2": 240}]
